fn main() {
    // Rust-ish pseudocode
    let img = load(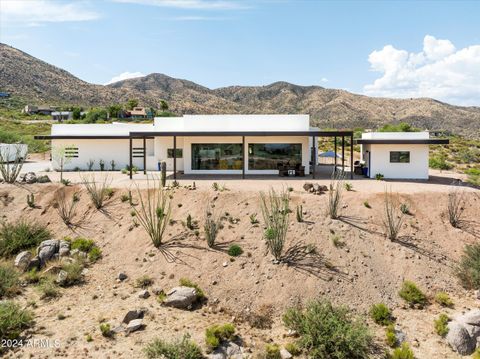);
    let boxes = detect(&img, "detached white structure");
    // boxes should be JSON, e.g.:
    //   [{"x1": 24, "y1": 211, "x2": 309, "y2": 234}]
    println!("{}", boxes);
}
[
  {"x1": 36, "y1": 115, "x2": 354, "y2": 179},
  {"x1": 357, "y1": 132, "x2": 449, "y2": 179}
]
